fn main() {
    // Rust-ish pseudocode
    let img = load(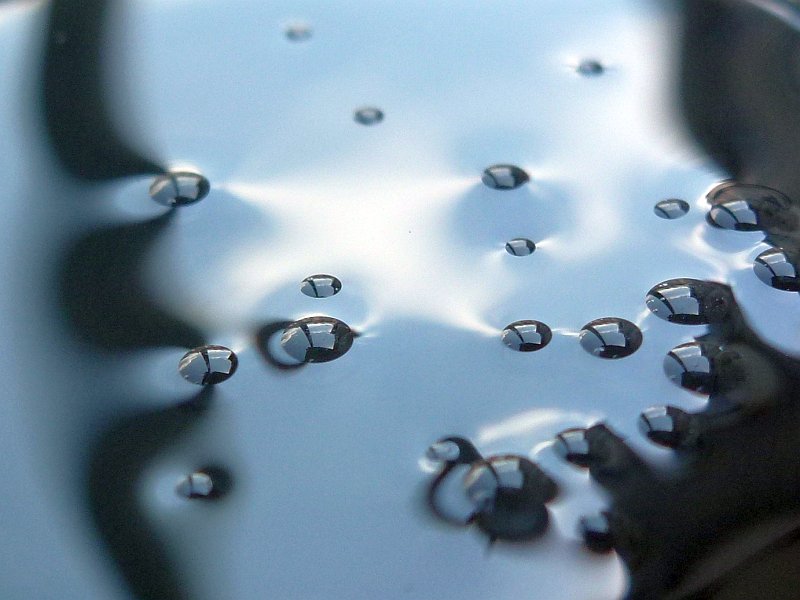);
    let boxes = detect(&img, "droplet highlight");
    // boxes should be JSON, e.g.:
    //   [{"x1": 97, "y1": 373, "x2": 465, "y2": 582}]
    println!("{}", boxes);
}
[
  {"x1": 301, "y1": 274, "x2": 342, "y2": 298},
  {"x1": 149, "y1": 172, "x2": 210, "y2": 207},
  {"x1": 505, "y1": 238, "x2": 536, "y2": 256},
  {"x1": 654, "y1": 199, "x2": 690, "y2": 219},
  {"x1": 579, "y1": 318, "x2": 642, "y2": 359},
  {"x1": 501, "y1": 320, "x2": 552, "y2": 352},
  {"x1": 638, "y1": 406, "x2": 693, "y2": 449},
  {"x1": 179, "y1": 345, "x2": 238, "y2": 385},
  {"x1": 645, "y1": 278, "x2": 732, "y2": 325},
  {"x1": 753, "y1": 248, "x2": 800, "y2": 291},
  {"x1": 280, "y1": 316, "x2": 354, "y2": 363},
  {"x1": 663, "y1": 342, "x2": 722, "y2": 394},
  {"x1": 481, "y1": 164, "x2": 529, "y2": 190},
  {"x1": 353, "y1": 107, "x2": 384, "y2": 125},
  {"x1": 553, "y1": 428, "x2": 591, "y2": 468}
]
